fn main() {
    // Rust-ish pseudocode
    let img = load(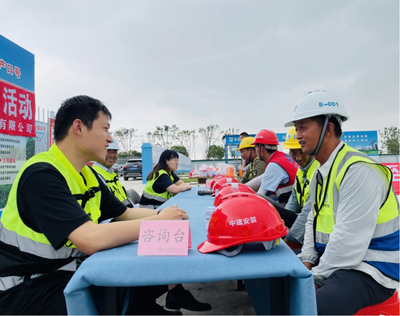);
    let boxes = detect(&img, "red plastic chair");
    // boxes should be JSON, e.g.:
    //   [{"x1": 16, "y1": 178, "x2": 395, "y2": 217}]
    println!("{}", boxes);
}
[{"x1": 354, "y1": 291, "x2": 399, "y2": 315}]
